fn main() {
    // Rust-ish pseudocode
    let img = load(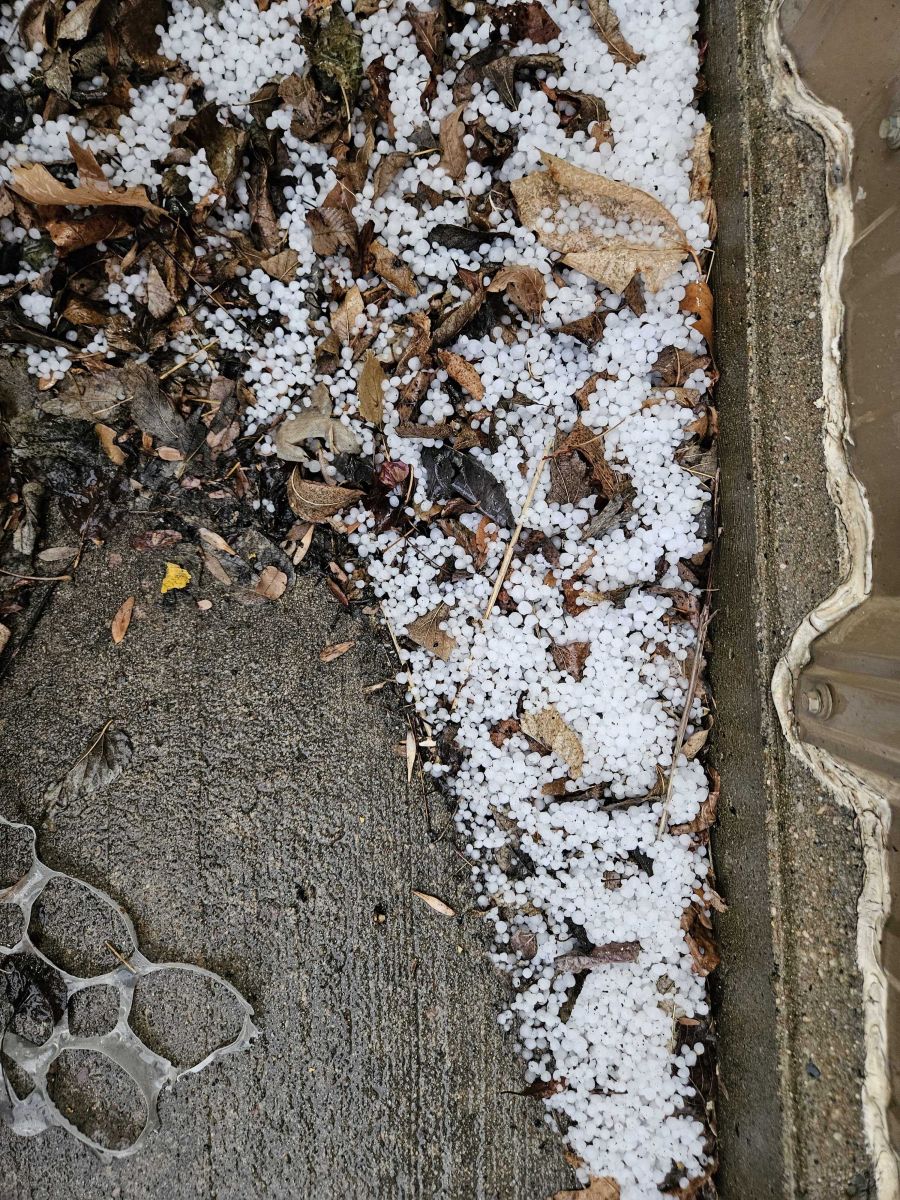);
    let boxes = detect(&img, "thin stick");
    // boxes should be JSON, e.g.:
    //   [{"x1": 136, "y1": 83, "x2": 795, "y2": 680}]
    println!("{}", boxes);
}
[
  {"x1": 105, "y1": 941, "x2": 137, "y2": 974},
  {"x1": 159, "y1": 338, "x2": 219, "y2": 381},
  {"x1": 0, "y1": 566, "x2": 71, "y2": 583},
  {"x1": 481, "y1": 439, "x2": 553, "y2": 625}
]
